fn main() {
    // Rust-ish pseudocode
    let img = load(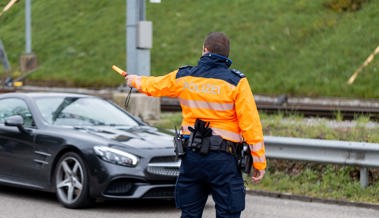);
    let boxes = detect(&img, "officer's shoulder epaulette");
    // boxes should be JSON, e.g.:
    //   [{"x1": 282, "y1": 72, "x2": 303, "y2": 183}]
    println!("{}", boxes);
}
[
  {"x1": 178, "y1": 65, "x2": 192, "y2": 70},
  {"x1": 231, "y1": 69, "x2": 246, "y2": 78}
]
